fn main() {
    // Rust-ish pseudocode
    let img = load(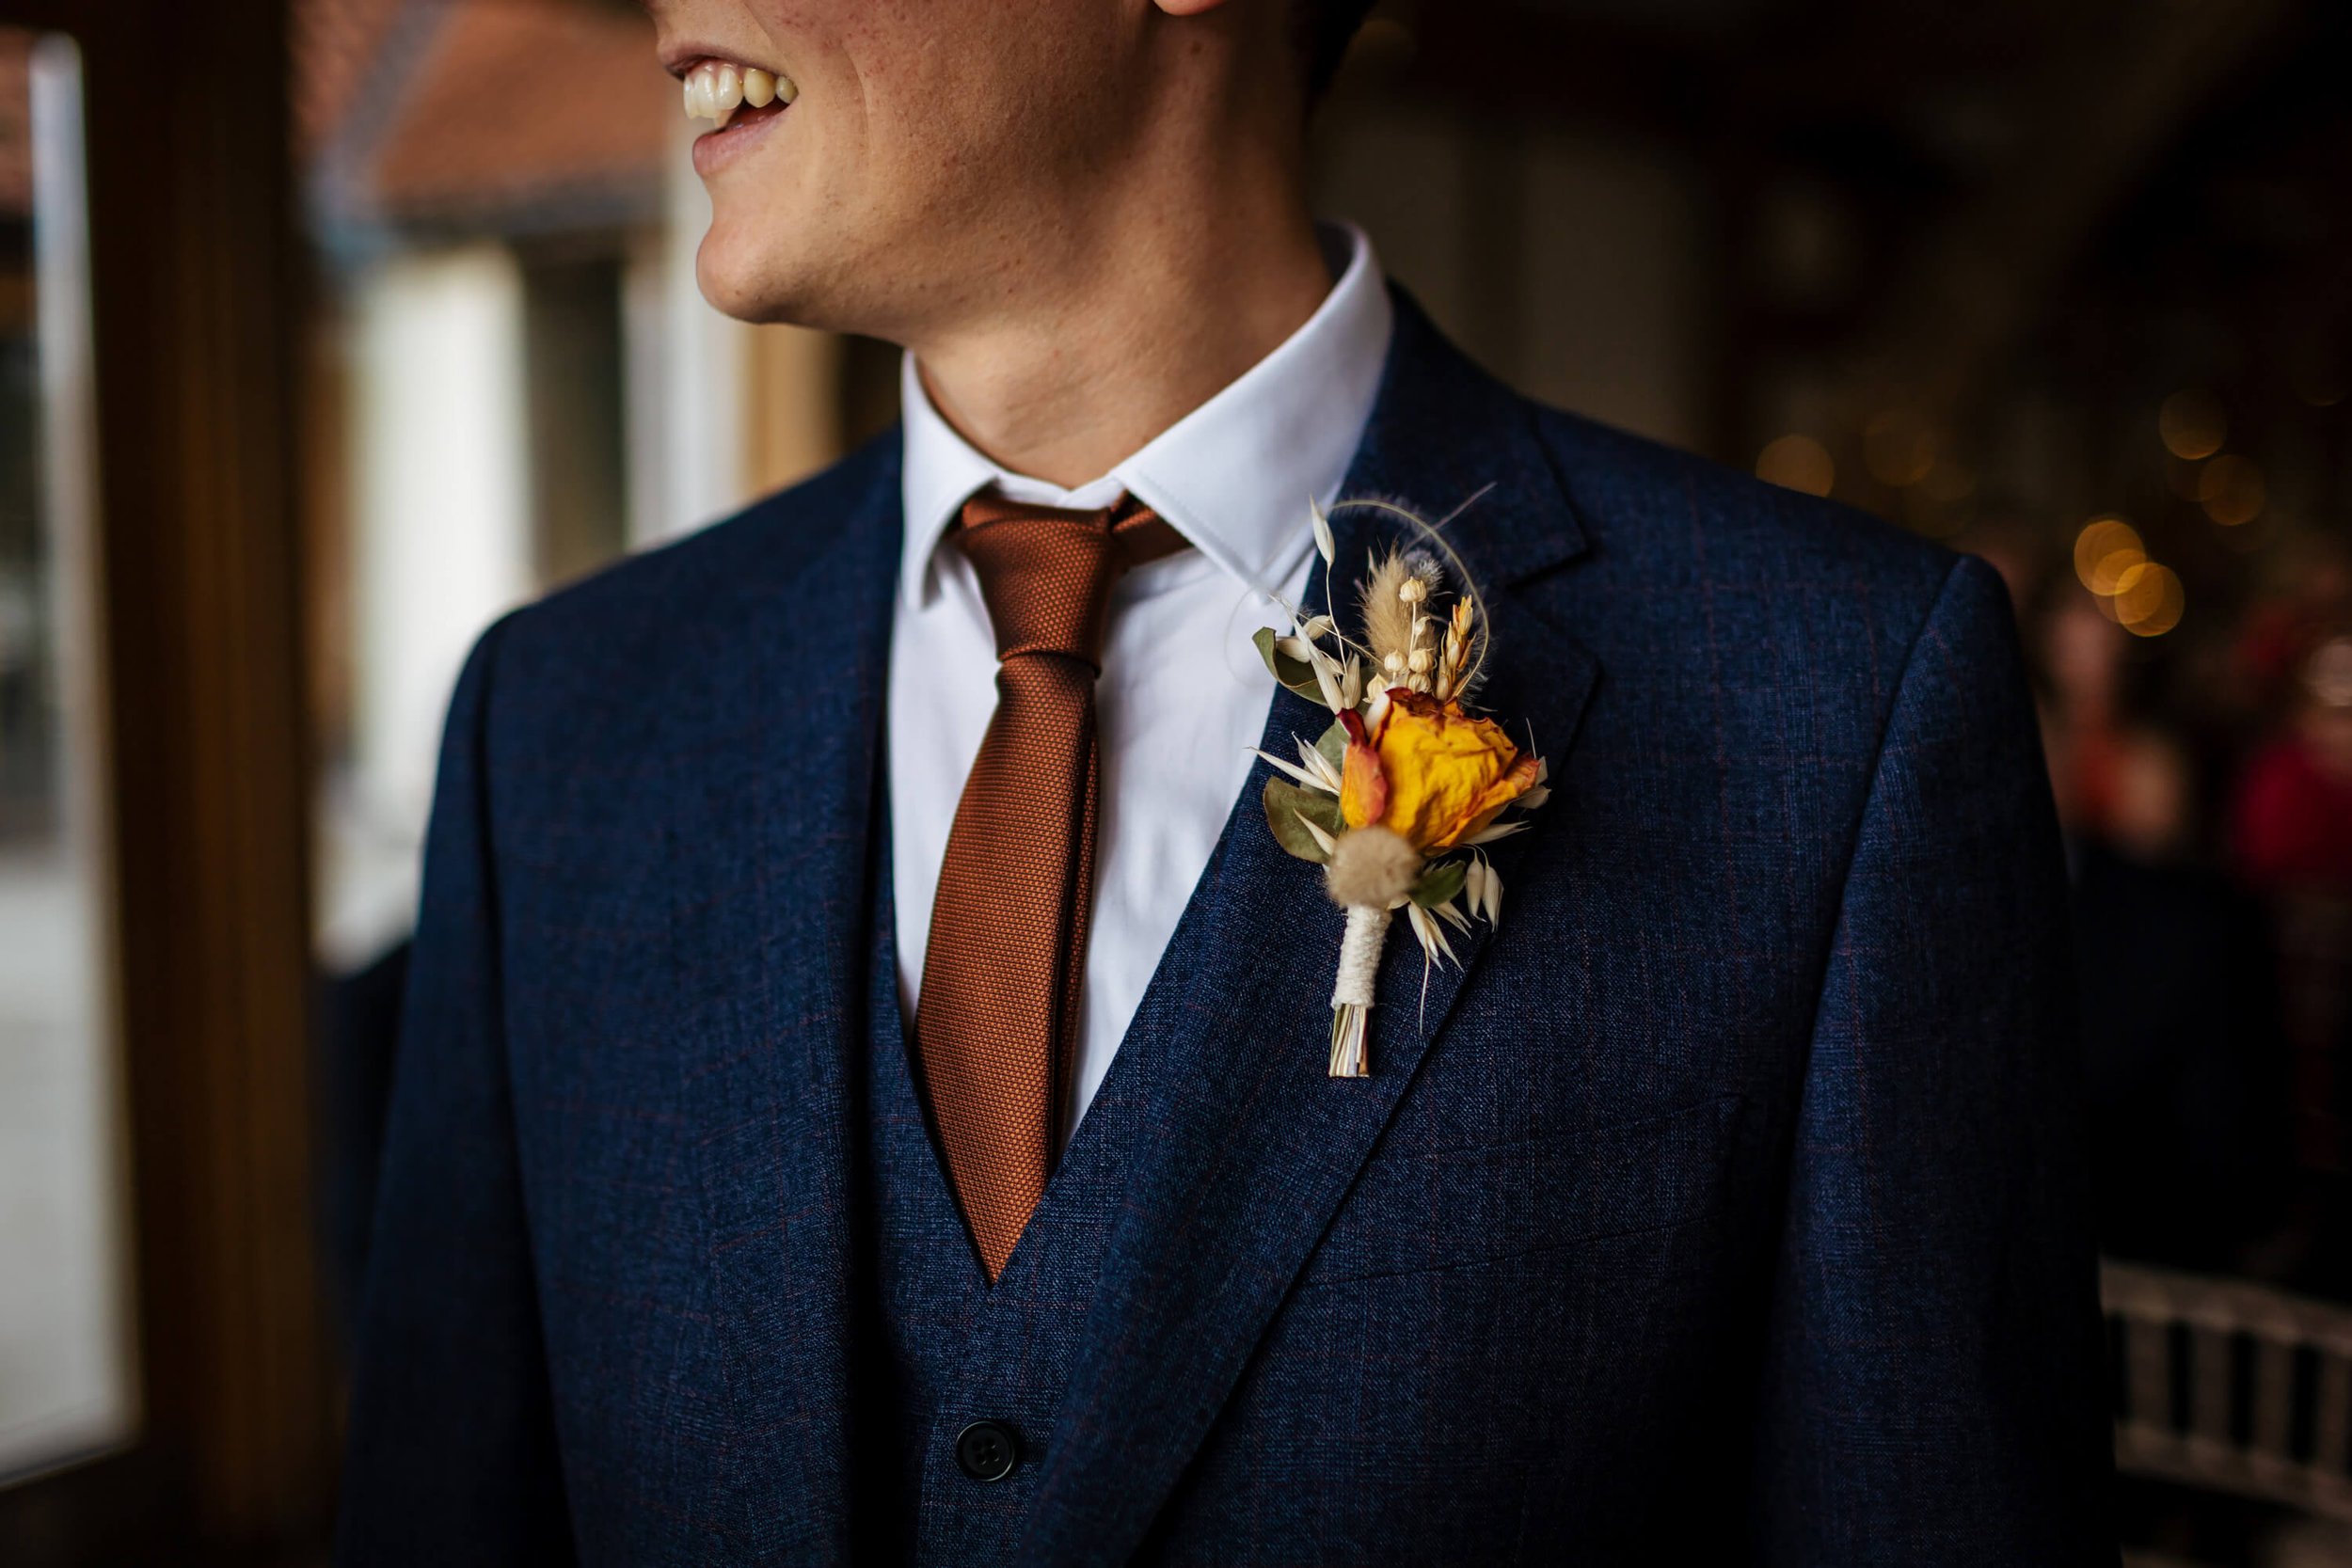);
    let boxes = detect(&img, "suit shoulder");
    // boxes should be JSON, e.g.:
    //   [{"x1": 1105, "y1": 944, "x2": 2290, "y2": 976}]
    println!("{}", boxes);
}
[
  {"x1": 486, "y1": 429, "x2": 898, "y2": 688},
  {"x1": 1517, "y1": 400, "x2": 2010, "y2": 732},
  {"x1": 1526, "y1": 400, "x2": 1958, "y2": 610}
]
